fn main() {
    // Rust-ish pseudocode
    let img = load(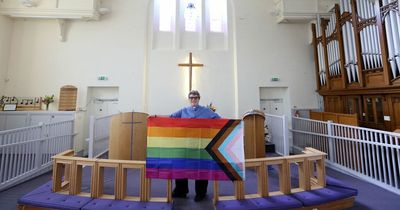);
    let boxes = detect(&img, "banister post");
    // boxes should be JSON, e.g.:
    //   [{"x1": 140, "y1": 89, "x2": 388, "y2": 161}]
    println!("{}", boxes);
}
[{"x1": 327, "y1": 120, "x2": 336, "y2": 162}]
